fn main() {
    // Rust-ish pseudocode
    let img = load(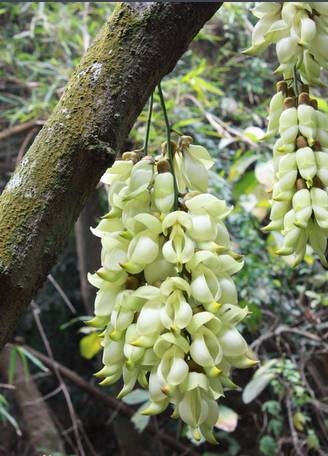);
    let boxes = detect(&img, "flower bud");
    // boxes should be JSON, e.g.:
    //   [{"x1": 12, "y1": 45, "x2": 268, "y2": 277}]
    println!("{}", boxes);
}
[
  {"x1": 293, "y1": 189, "x2": 312, "y2": 228},
  {"x1": 153, "y1": 172, "x2": 175, "y2": 213},
  {"x1": 311, "y1": 187, "x2": 328, "y2": 229},
  {"x1": 298, "y1": 104, "x2": 317, "y2": 145},
  {"x1": 296, "y1": 146, "x2": 317, "y2": 186},
  {"x1": 279, "y1": 106, "x2": 298, "y2": 143}
]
